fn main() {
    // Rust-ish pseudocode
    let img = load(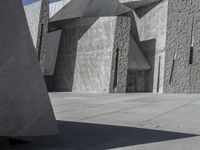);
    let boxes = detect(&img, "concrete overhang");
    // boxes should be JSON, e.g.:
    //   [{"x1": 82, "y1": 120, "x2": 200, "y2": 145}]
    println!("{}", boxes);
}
[{"x1": 50, "y1": 0, "x2": 131, "y2": 22}]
